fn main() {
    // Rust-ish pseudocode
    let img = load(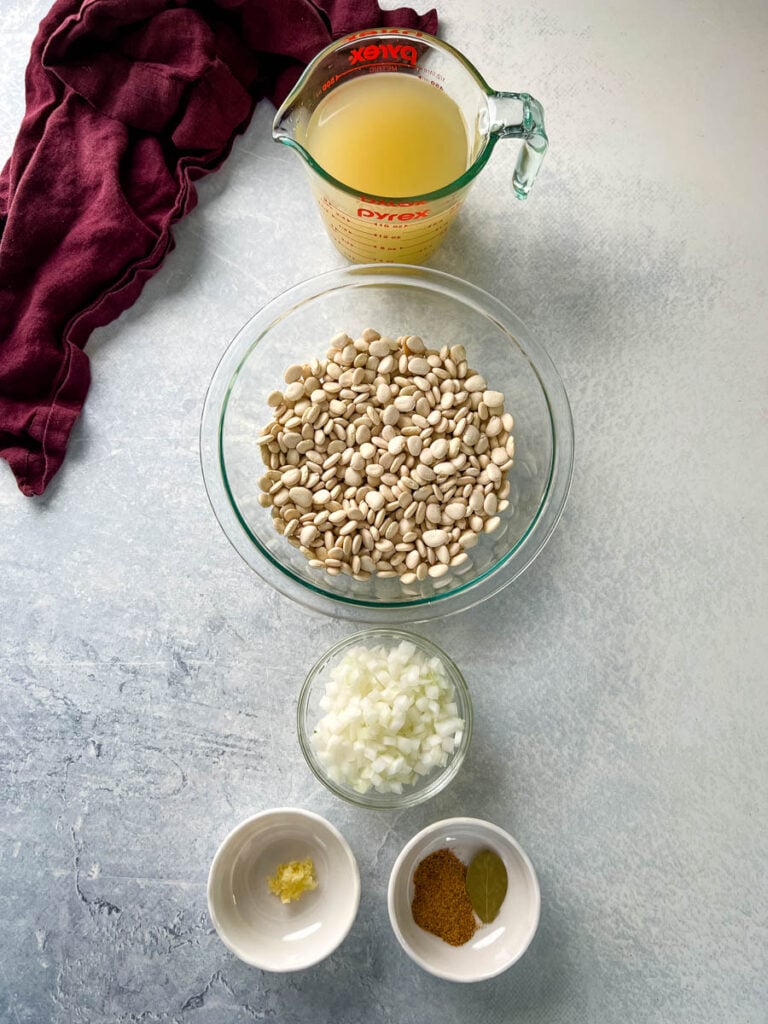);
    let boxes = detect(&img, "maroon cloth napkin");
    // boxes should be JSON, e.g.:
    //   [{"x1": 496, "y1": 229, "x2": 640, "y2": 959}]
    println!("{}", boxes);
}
[{"x1": 0, "y1": 0, "x2": 437, "y2": 496}]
